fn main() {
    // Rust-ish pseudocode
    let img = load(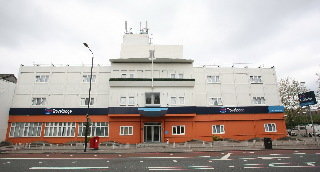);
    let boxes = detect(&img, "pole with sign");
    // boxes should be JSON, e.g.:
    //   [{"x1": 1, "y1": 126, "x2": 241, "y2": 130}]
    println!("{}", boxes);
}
[{"x1": 298, "y1": 91, "x2": 318, "y2": 141}]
